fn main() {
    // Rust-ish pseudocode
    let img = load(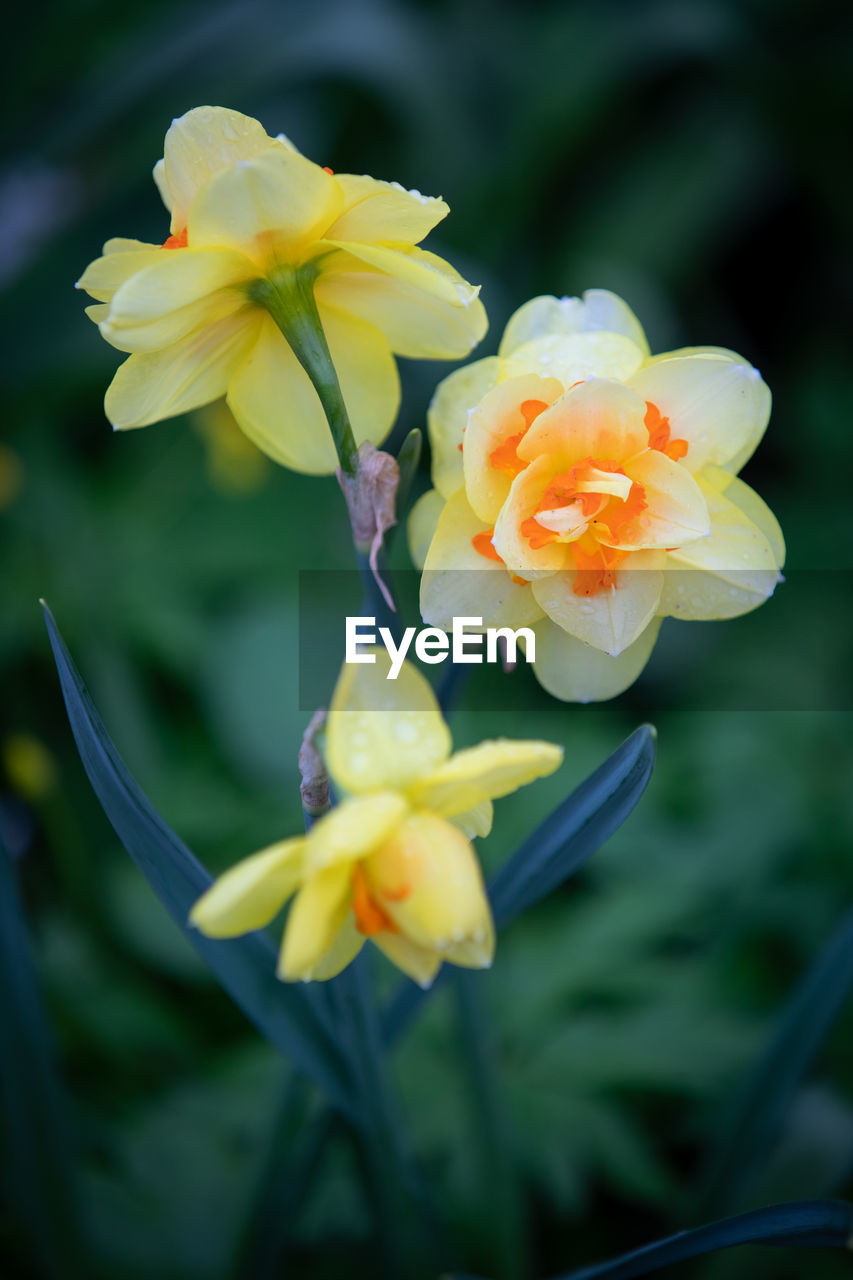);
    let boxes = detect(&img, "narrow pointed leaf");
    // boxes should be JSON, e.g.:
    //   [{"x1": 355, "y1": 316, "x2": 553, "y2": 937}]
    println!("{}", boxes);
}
[
  {"x1": 42, "y1": 603, "x2": 355, "y2": 1117},
  {"x1": 384, "y1": 725, "x2": 656, "y2": 1039},
  {"x1": 549, "y1": 1199, "x2": 853, "y2": 1279},
  {"x1": 490, "y1": 723, "x2": 657, "y2": 925},
  {"x1": 698, "y1": 902, "x2": 853, "y2": 1215},
  {"x1": 394, "y1": 427, "x2": 423, "y2": 521},
  {"x1": 0, "y1": 834, "x2": 87, "y2": 1278}
]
